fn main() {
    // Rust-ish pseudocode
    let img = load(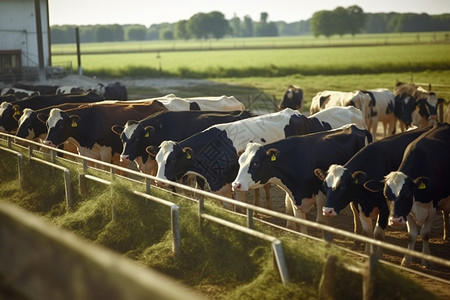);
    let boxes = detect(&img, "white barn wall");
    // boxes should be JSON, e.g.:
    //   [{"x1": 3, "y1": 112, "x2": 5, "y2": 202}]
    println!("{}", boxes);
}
[{"x1": 0, "y1": 0, "x2": 50, "y2": 68}]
